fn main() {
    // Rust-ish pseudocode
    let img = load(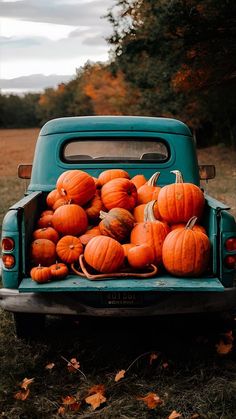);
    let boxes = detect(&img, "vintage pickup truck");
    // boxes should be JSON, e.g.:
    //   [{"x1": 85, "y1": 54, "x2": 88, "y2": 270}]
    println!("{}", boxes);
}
[{"x1": 1, "y1": 116, "x2": 236, "y2": 338}]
